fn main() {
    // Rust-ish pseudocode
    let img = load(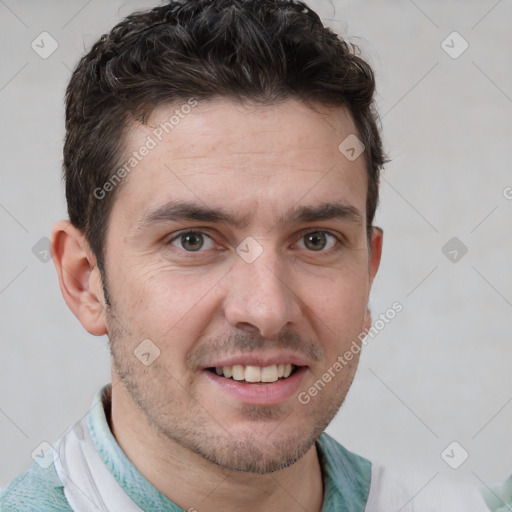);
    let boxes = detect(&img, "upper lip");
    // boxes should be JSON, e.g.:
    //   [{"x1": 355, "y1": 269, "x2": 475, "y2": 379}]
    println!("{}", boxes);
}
[{"x1": 204, "y1": 353, "x2": 310, "y2": 369}]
